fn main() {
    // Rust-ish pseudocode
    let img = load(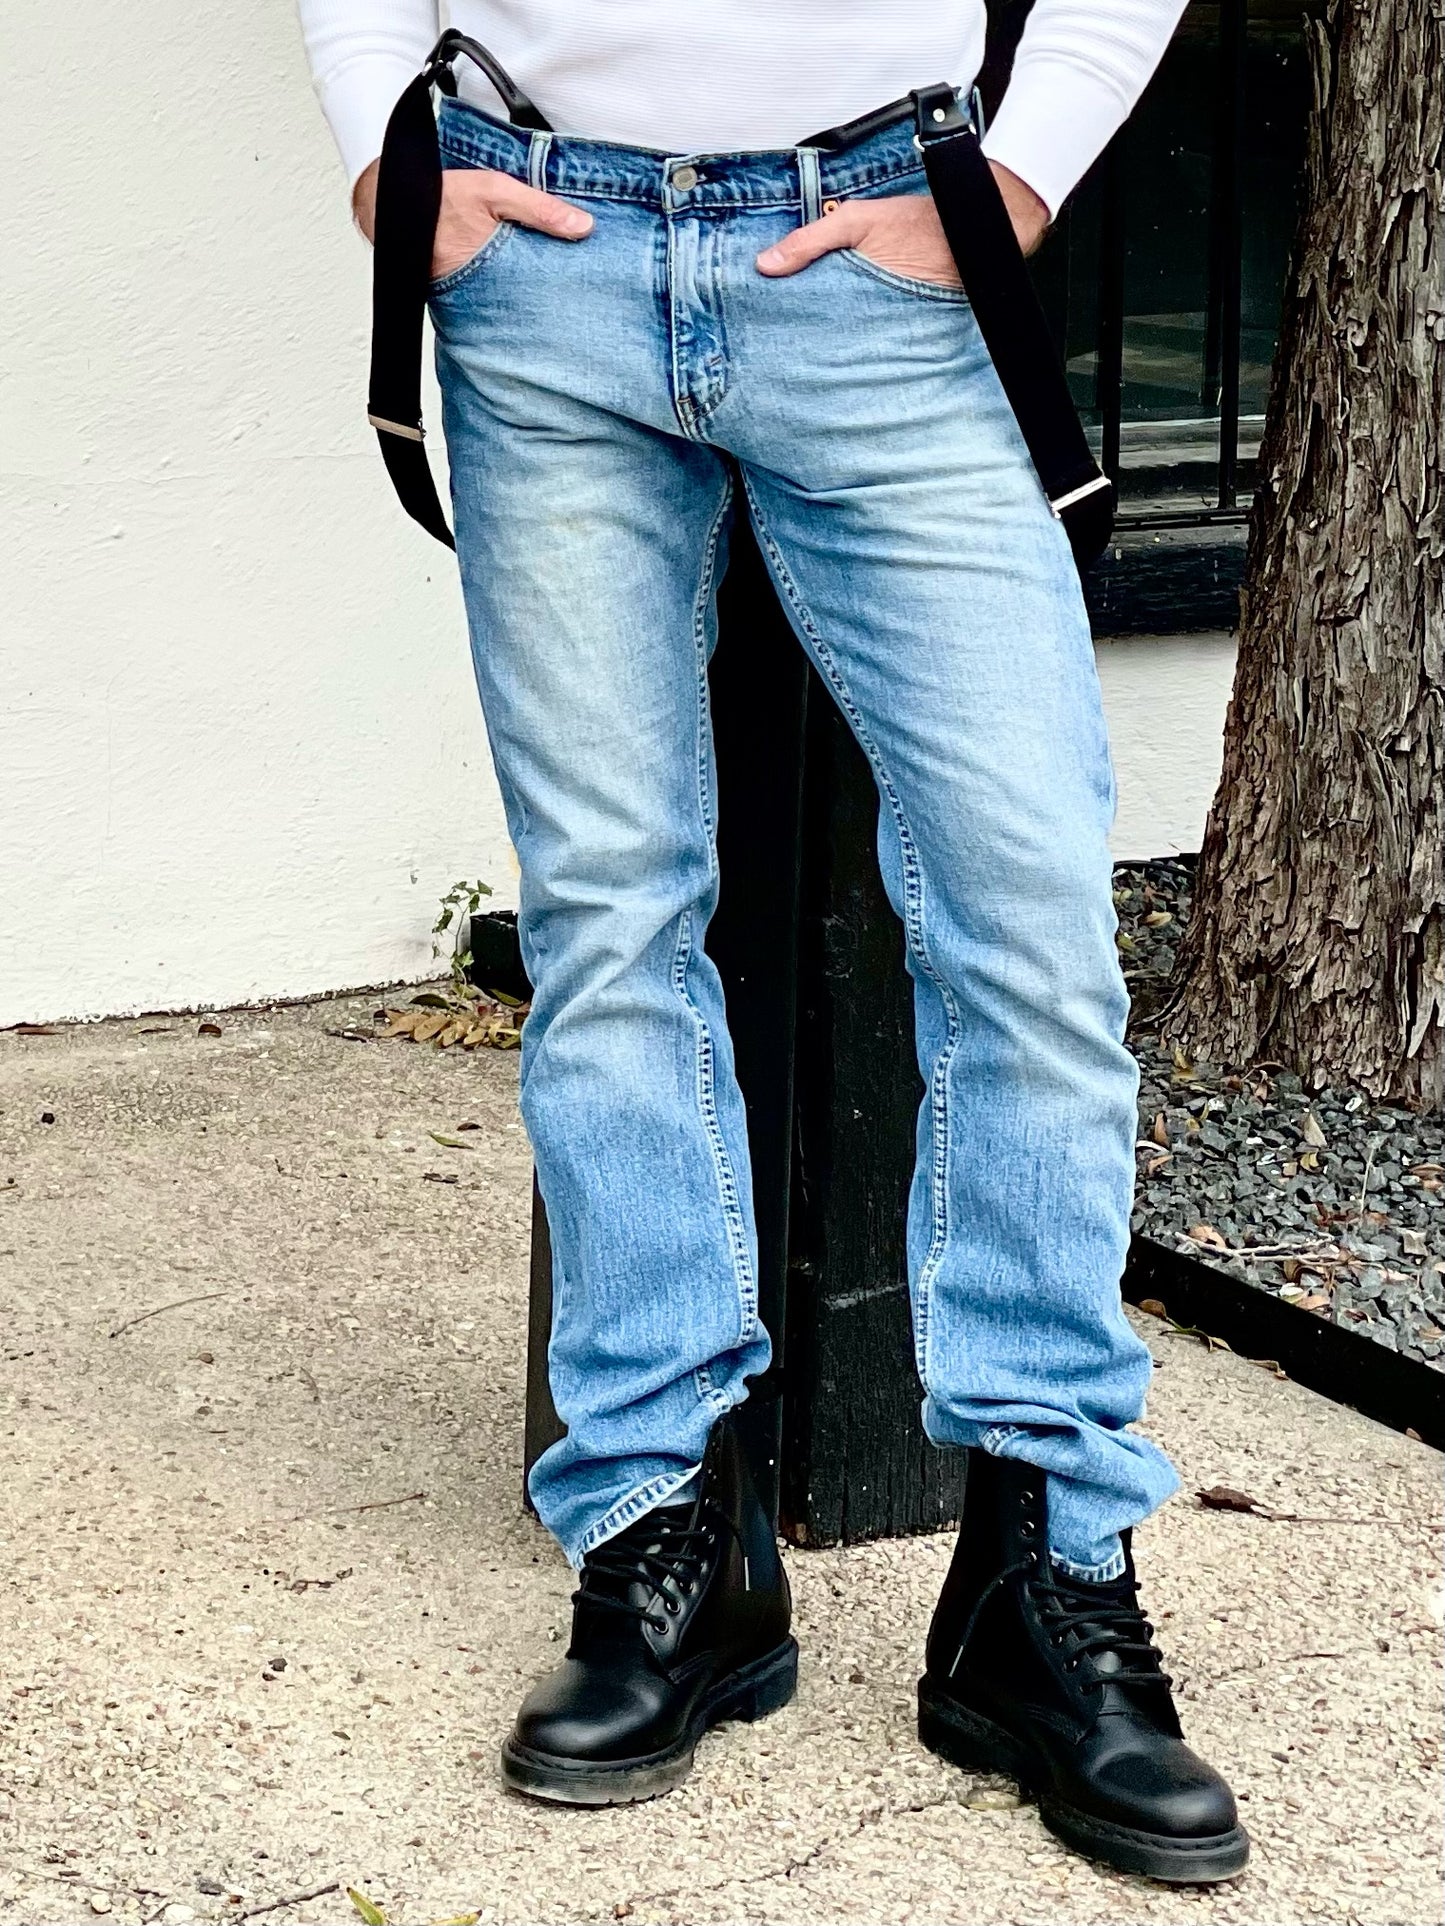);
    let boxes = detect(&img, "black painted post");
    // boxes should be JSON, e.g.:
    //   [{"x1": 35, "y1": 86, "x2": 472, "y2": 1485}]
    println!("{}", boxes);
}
[{"x1": 778, "y1": 694, "x2": 966, "y2": 1545}]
